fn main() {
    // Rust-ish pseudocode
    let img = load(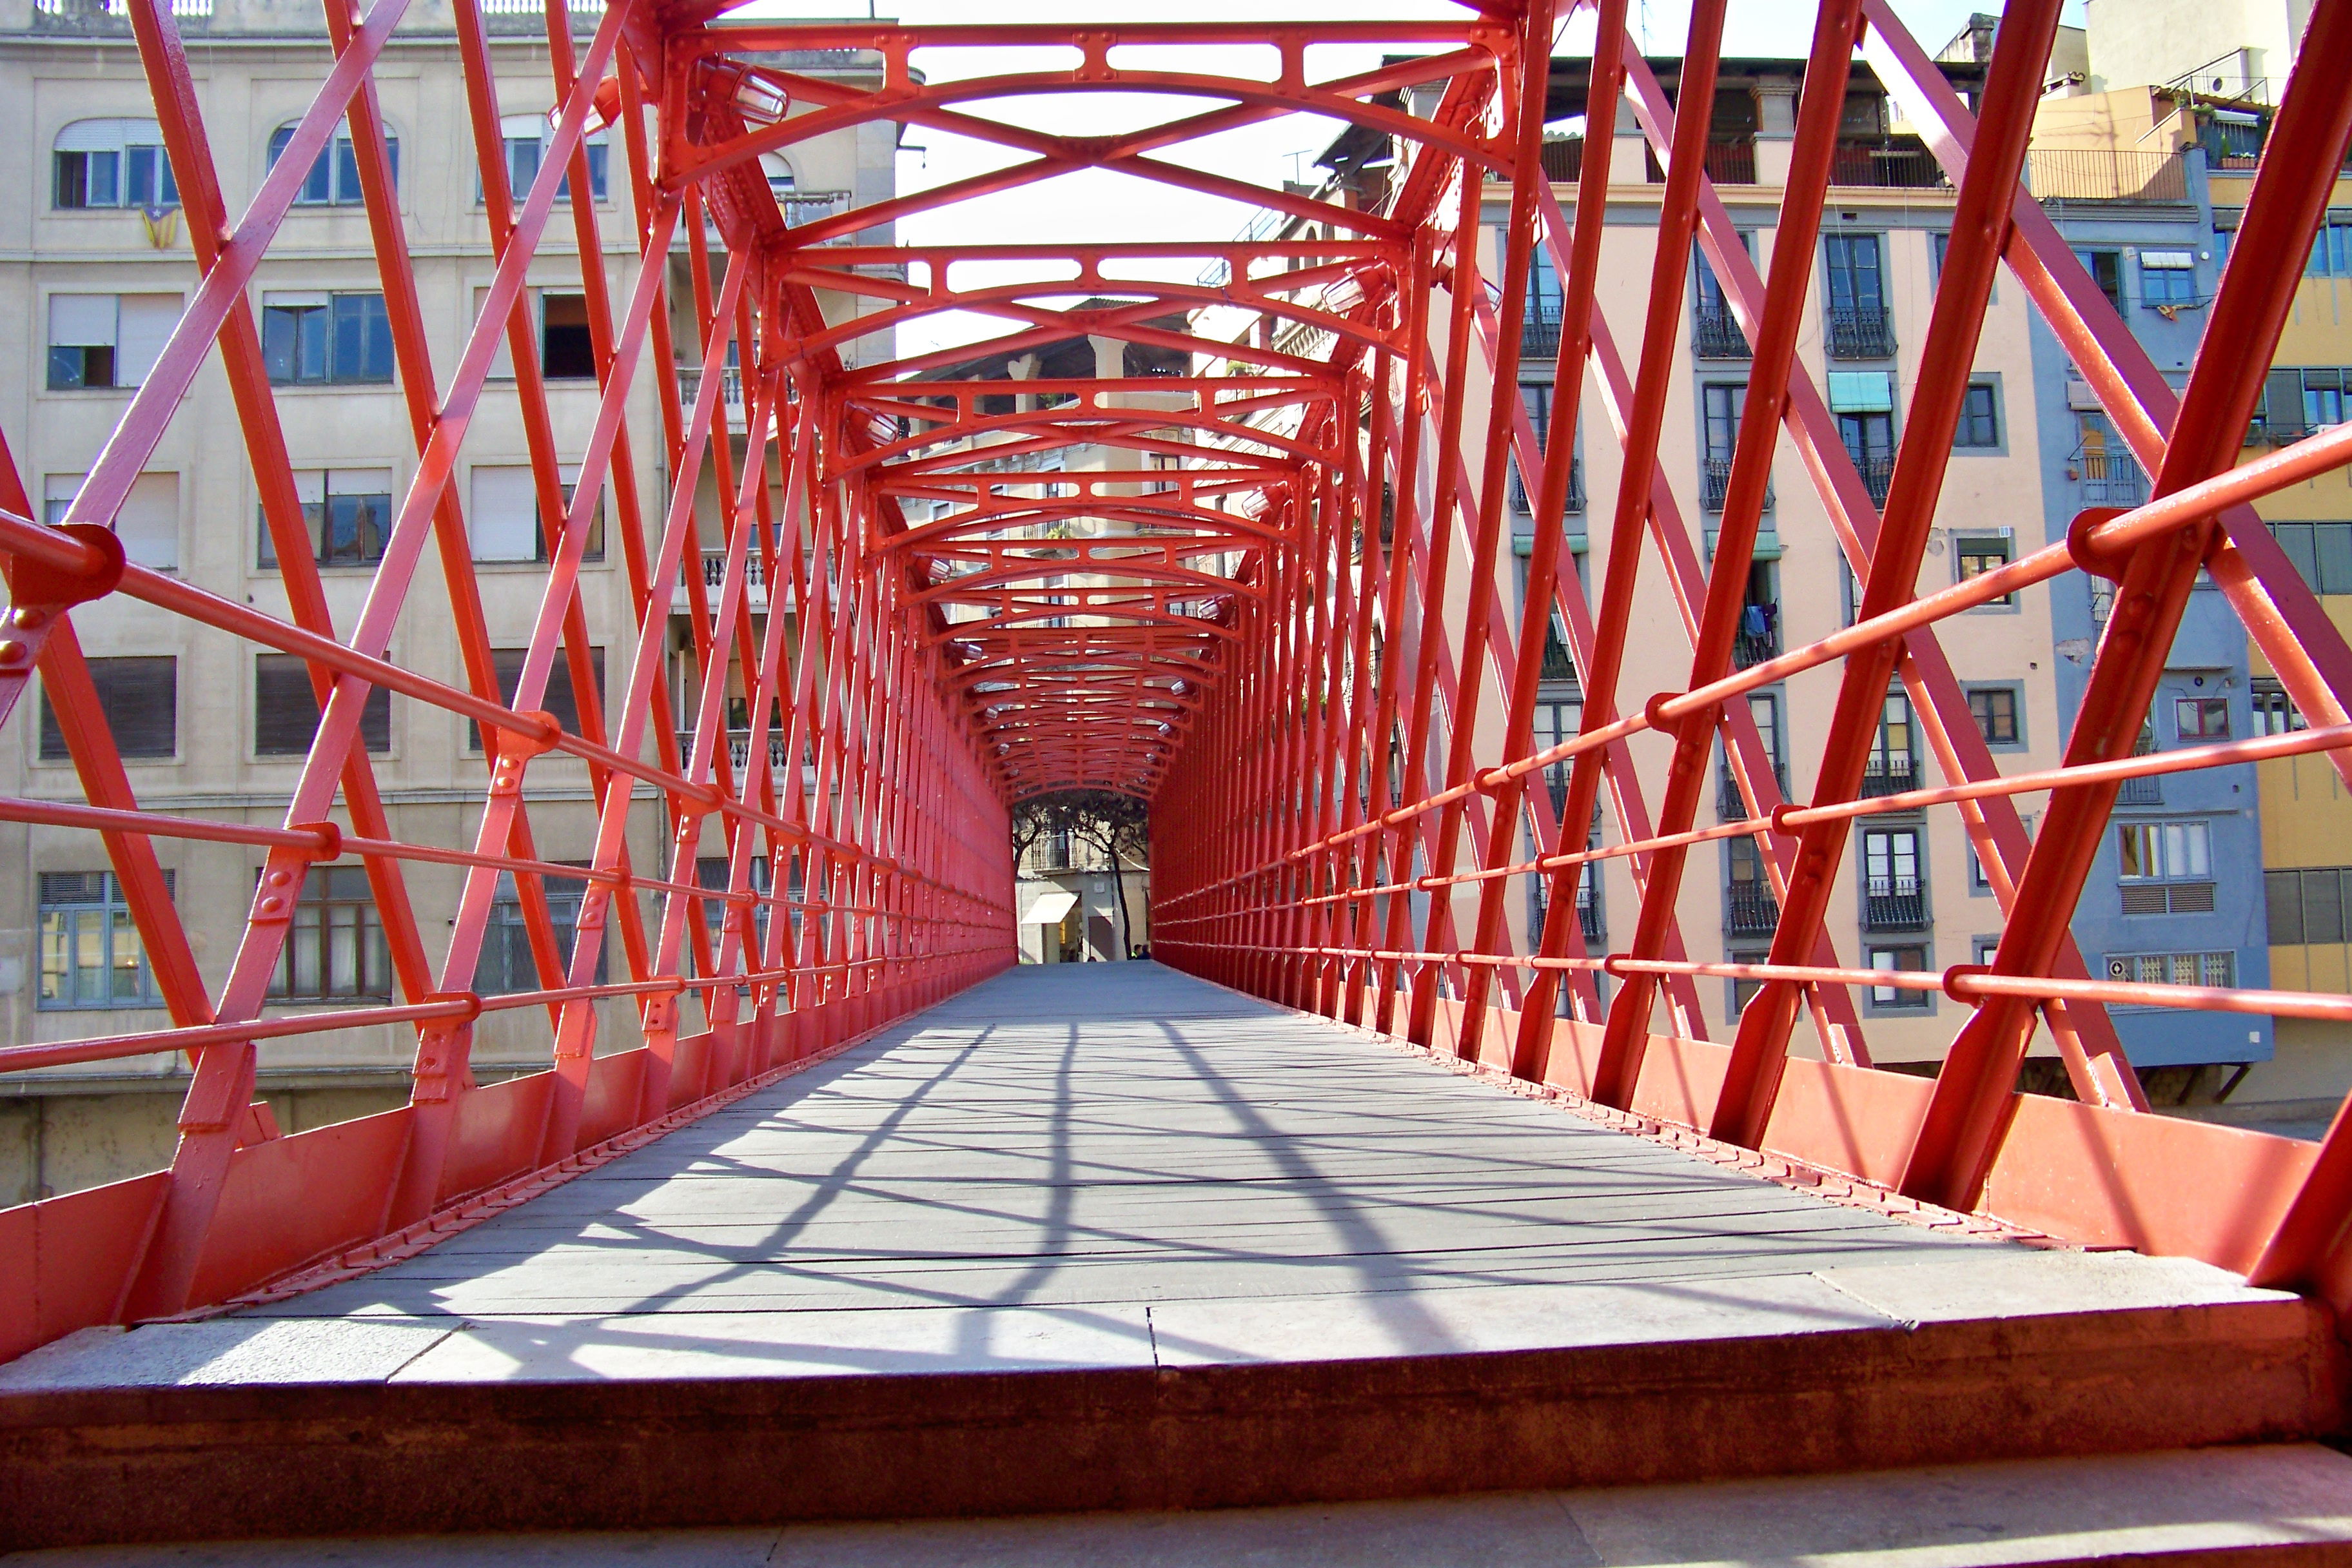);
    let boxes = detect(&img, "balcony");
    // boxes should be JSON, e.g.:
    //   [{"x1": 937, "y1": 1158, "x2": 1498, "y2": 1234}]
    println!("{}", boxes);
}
[
  {"x1": 1540, "y1": 622, "x2": 1578, "y2": 683},
  {"x1": 677, "y1": 729, "x2": 793, "y2": 776},
  {"x1": 1863, "y1": 877, "x2": 1929, "y2": 931},
  {"x1": 673, "y1": 549, "x2": 778, "y2": 614},
  {"x1": 1509, "y1": 456, "x2": 1585, "y2": 515},
  {"x1": 1576, "y1": 885, "x2": 1603, "y2": 943},
  {"x1": 1692, "y1": 307, "x2": 1749, "y2": 360},
  {"x1": 2076, "y1": 451, "x2": 2148, "y2": 507},
  {"x1": 1828, "y1": 142, "x2": 1947, "y2": 190},
  {"x1": 1733, "y1": 616, "x2": 1781, "y2": 670},
  {"x1": 31, "y1": 0, "x2": 211, "y2": 30},
  {"x1": 1725, "y1": 884, "x2": 1781, "y2": 936},
  {"x1": 778, "y1": 190, "x2": 856, "y2": 235},
  {"x1": 1522, "y1": 309, "x2": 1563, "y2": 358},
  {"x1": 2118, "y1": 732, "x2": 2162, "y2": 805},
  {"x1": 2024, "y1": 148, "x2": 2190, "y2": 204},
  {"x1": 1701, "y1": 460, "x2": 1776, "y2": 513},
  {"x1": 675, "y1": 363, "x2": 746, "y2": 431},
  {"x1": 1857, "y1": 454, "x2": 1893, "y2": 506},
  {"x1": 1825, "y1": 306, "x2": 1897, "y2": 360},
  {"x1": 1702, "y1": 139, "x2": 1757, "y2": 186},
  {"x1": 1718, "y1": 763, "x2": 1788, "y2": 820},
  {"x1": 1859, "y1": 752, "x2": 1918, "y2": 798}
]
